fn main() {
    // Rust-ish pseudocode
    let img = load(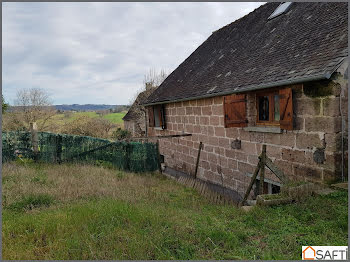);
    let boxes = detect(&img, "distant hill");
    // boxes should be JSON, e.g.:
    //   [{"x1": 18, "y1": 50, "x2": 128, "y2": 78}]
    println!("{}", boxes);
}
[
  {"x1": 55, "y1": 104, "x2": 129, "y2": 112},
  {"x1": 55, "y1": 104, "x2": 116, "y2": 111},
  {"x1": 8, "y1": 104, "x2": 130, "y2": 112}
]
